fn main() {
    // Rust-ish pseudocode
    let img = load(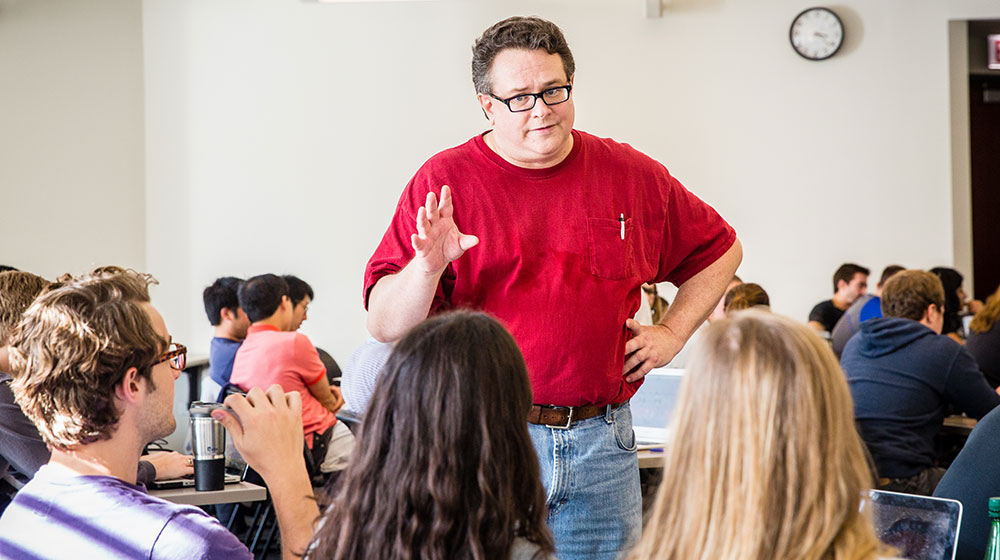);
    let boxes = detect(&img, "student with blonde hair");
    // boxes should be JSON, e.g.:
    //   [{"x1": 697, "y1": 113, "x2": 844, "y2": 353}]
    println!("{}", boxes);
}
[
  {"x1": 966, "y1": 283, "x2": 1000, "y2": 388},
  {"x1": 628, "y1": 310, "x2": 890, "y2": 560}
]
